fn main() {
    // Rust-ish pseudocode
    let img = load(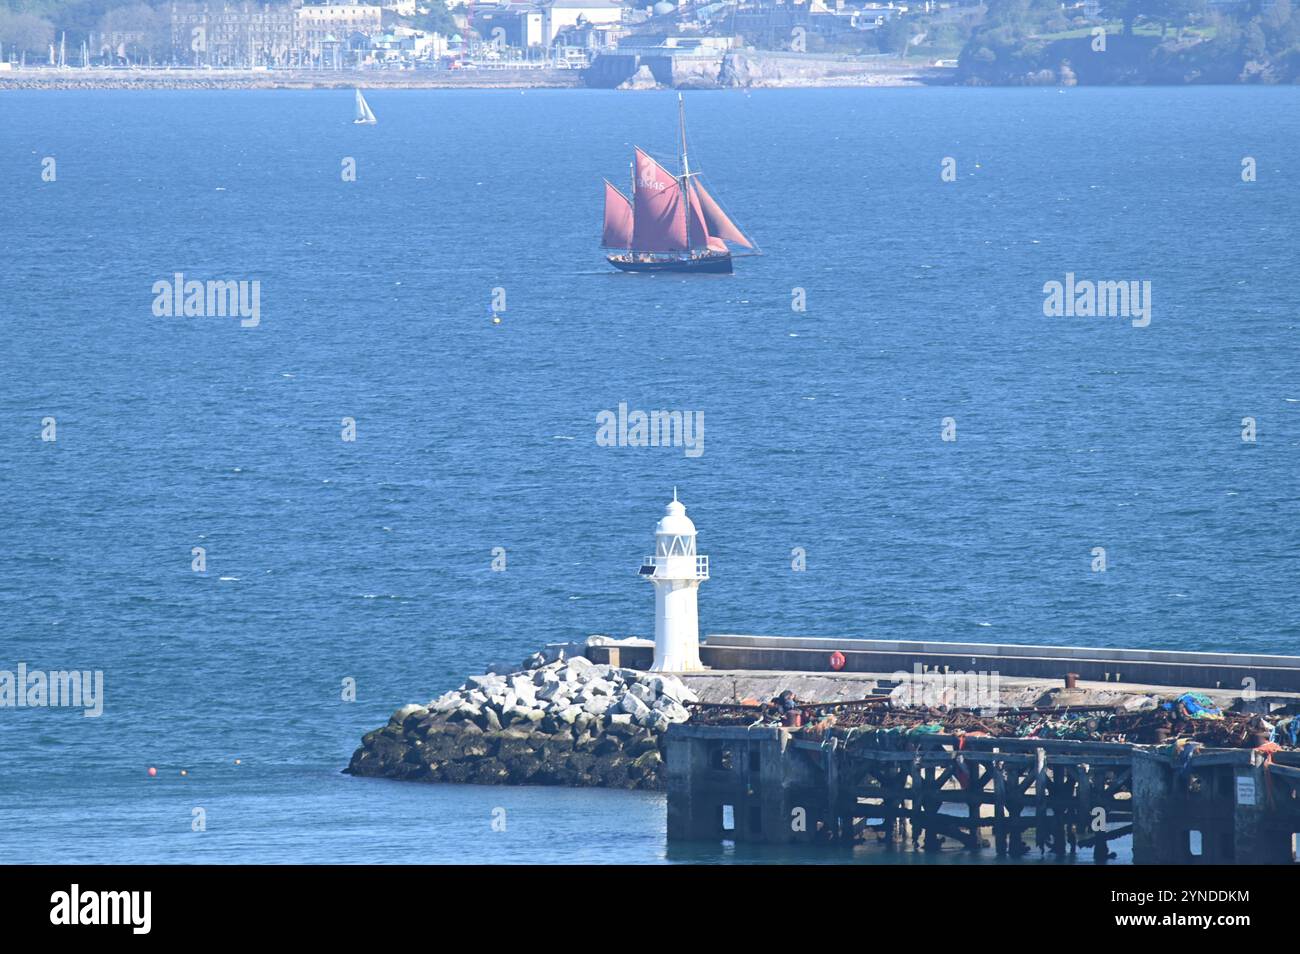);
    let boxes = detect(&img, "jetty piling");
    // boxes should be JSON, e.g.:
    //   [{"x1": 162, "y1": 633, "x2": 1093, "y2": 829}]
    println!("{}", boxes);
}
[{"x1": 666, "y1": 718, "x2": 1300, "y2": 863}]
